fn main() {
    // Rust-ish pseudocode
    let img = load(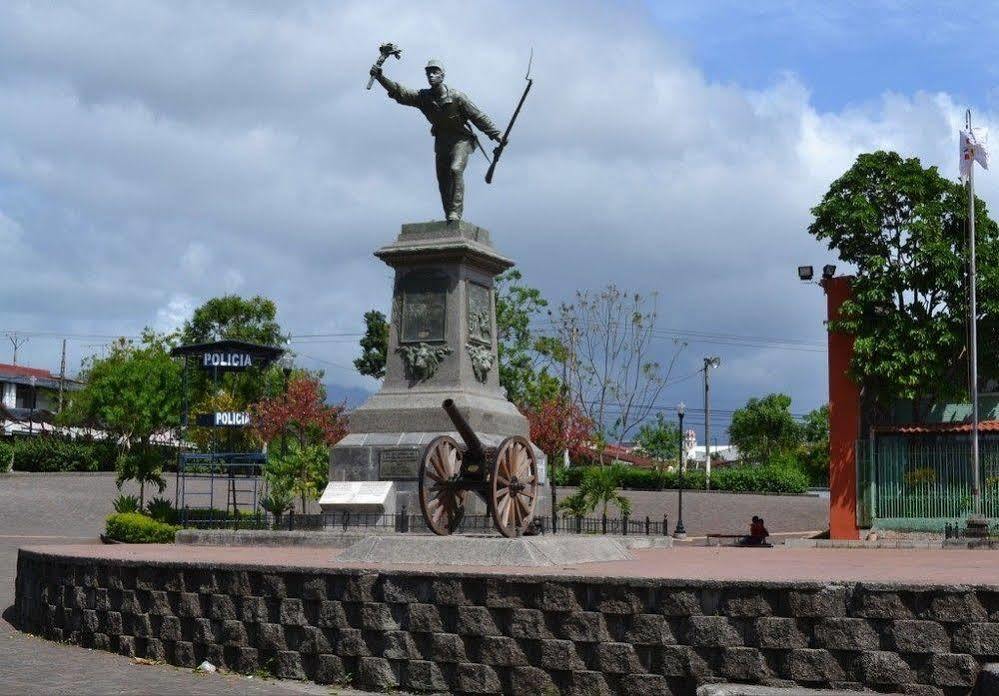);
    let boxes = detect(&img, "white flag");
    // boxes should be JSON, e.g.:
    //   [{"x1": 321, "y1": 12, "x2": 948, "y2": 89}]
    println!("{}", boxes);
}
[{"x1": 961, "y1": 127, "x2": 989, "y2": 181}]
